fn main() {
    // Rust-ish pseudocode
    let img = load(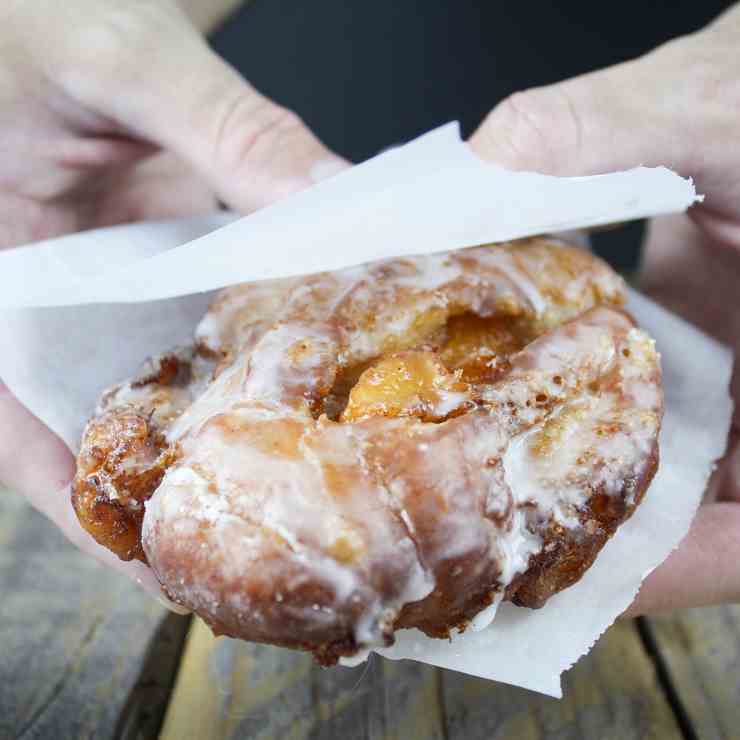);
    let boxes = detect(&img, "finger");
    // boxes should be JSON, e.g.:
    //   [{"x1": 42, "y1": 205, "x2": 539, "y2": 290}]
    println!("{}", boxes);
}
[
  {"x1": 0, "y1": 381, "x2": 185, "y2": 610},
  {"x1": 51, "y1": 482, "x2": 187, "y2": 613},
  {"x1": 624, "y1": 503, "x2": 740, "y2": 616},
  {"x1": 715, "y1": 430, "x2": 740, "y2": 504},
  {"x1": 640, "y1": 214, "x2": 740, "y2": 433},
  {"x1": 468, "y1": 55, "x2": 681, "y2": 176},
  {"x1": 91, "y1": 152, "x2": 220, "y2": 226},
  {"x1": 70, "y1": 5, "x2": 348, "y2": 213},
  {"x1": 468, "y1": 25, "x2": 740, "y2": 220},
  {"x1": 52, "y1": 135, "x2": 158, "y2": 171},
  {"x1": 640, "y1": 215, "x2": 735, "y2": 341},
  {"x1": 0, "y1": 381, "x2": 75, "y2": 497}
]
